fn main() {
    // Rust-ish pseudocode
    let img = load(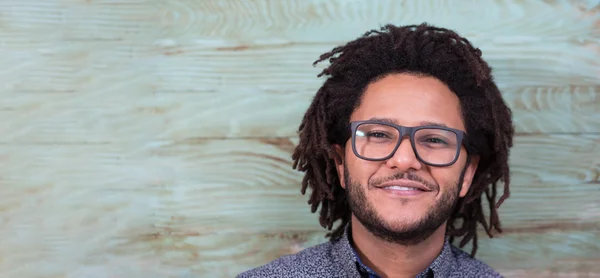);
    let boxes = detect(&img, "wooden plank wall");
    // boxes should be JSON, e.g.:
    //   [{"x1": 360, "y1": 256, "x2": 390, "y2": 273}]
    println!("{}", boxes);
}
[{"x1": 0, "y1": 0, "x2": 598, "y2": 277}]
